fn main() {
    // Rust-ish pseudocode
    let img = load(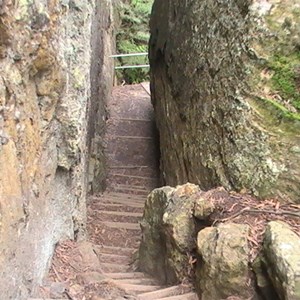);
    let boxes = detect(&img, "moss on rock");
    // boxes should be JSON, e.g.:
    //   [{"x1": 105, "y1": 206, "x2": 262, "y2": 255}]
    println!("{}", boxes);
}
[{"x1": 149, "y1": 0, "x2": 300, "y2": 202}]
